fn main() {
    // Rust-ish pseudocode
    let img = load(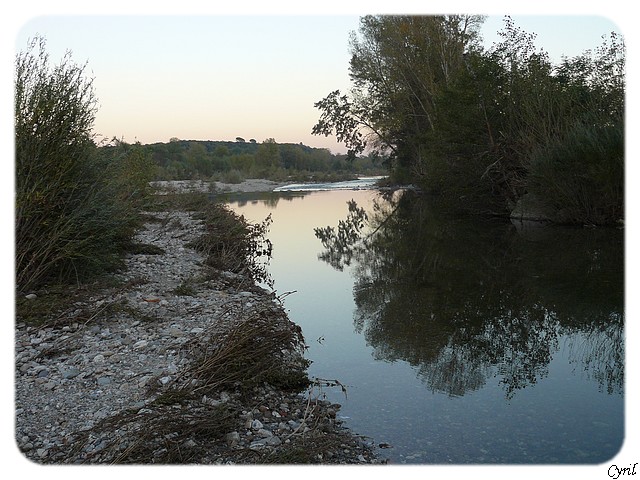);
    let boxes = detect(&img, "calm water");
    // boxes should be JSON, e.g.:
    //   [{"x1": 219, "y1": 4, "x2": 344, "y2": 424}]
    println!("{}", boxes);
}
[{"x1": 218, "y1": 183, "x2": 624, "y2": 465}]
